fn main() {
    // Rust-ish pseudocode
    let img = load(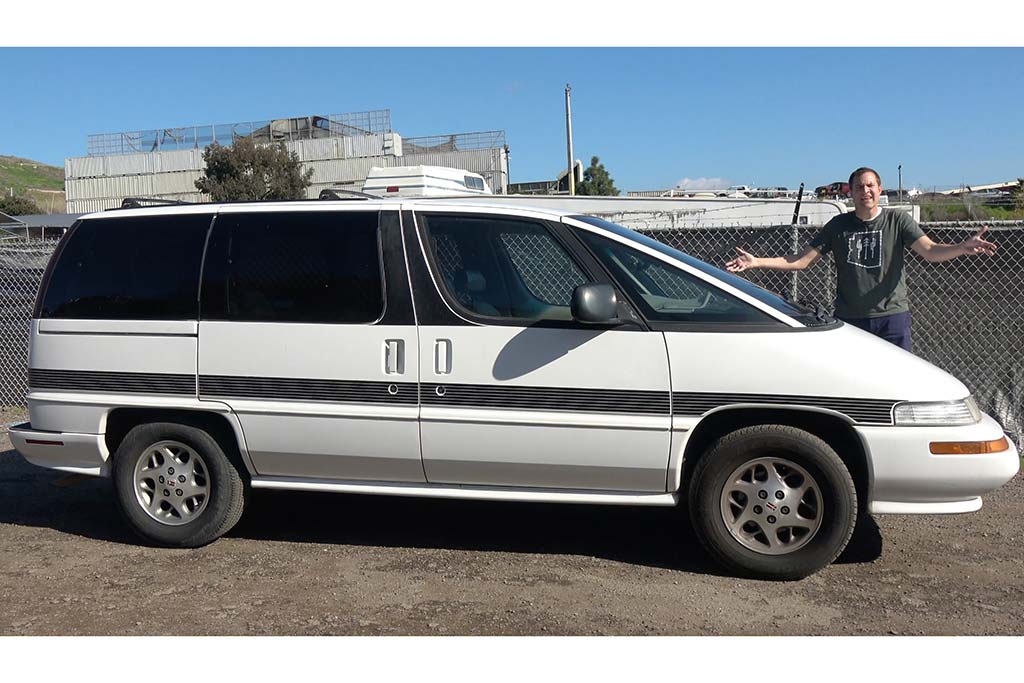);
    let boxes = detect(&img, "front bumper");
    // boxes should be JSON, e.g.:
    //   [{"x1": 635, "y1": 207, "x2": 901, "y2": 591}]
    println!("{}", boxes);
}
[
  {"x1": 862, "y1": 414, "x2": 1020, "y2": 514},
  {"x1": 7, "y1": 422, "x2": 109, "y2": 477}
]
